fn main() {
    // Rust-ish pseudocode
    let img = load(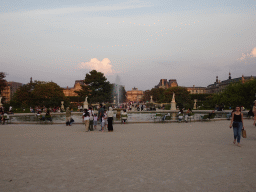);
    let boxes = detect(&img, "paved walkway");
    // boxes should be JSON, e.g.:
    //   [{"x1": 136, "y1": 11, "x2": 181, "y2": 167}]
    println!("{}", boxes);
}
[{"x1": 0, "y1": 120, "x2": 256, "y2": 192}]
